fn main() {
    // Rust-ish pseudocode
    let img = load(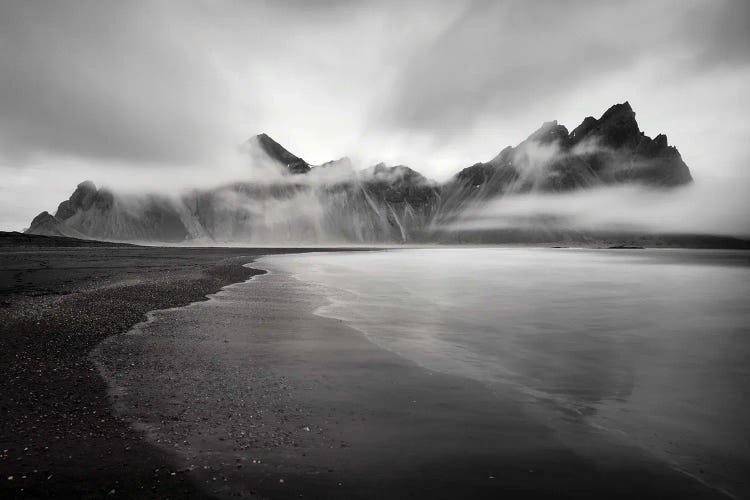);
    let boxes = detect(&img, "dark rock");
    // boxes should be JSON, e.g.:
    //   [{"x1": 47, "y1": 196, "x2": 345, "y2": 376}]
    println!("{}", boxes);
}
[
  {"x1": 569, "y1": 116, "x2": 597, "y2": 143},
  {"x1": 450, "y1": 101, "x2": 693, "y2": 199},
  {"x1": 55, "y1": 181, "x2": 98, "y2": 220},
  {"x1": 254, "y1": 133, "x2": 311, "y2": 174},
  {"x1": 55, "y1": 181, "x2": 97, "y2": 220},
  {"x1": 361, "y1": 164, "x2": 439, "y2": 206},
  {"x1": 26, "y1": 212, "x2": 88, "y2": 239},
  {"x1": 524, "y1": 121, "x2": 570, "y2": 147},
  {"x1": 589, "y1": 101, "x2": 641, "y2": 149}
]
